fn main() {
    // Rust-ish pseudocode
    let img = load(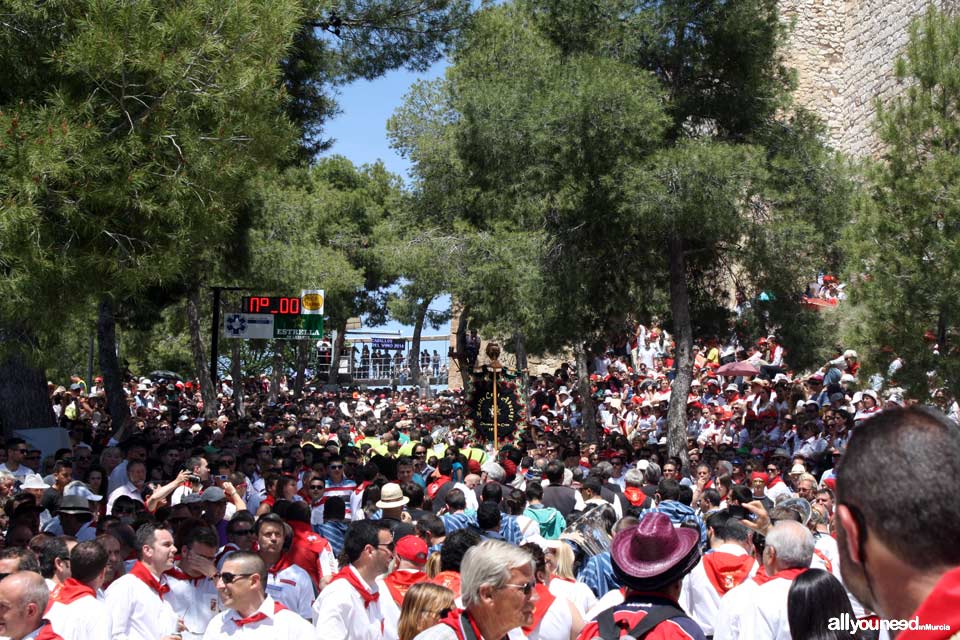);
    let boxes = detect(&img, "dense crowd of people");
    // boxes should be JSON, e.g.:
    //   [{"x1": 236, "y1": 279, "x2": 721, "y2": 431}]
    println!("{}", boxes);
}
[{"x1": 3, "y1": 332, "x2": 958, "y2": 640}]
